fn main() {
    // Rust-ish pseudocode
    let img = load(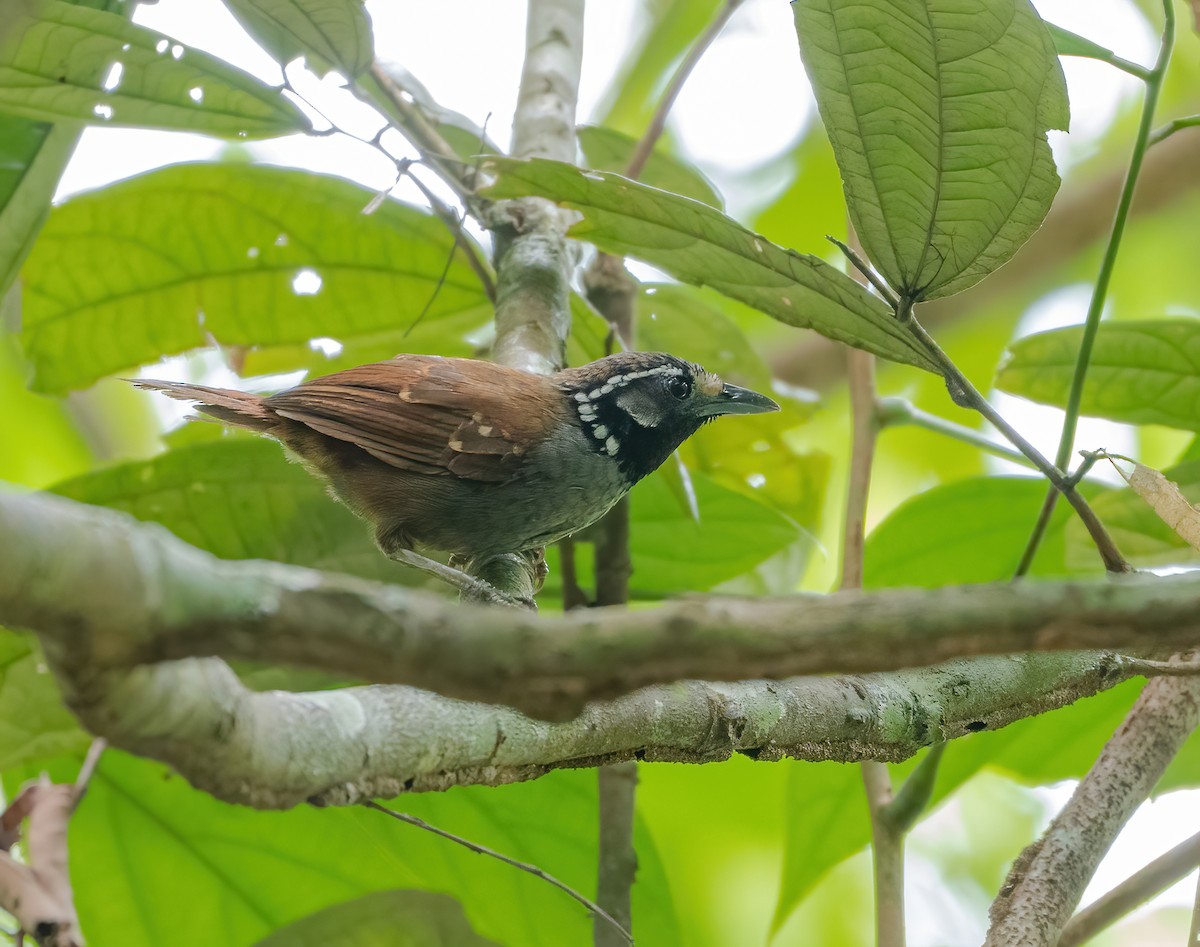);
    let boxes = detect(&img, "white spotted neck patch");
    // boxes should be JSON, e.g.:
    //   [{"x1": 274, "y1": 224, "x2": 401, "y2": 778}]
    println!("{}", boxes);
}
[{"x1": 571, "y1": 363, "x2": 685, "y2": 458}]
